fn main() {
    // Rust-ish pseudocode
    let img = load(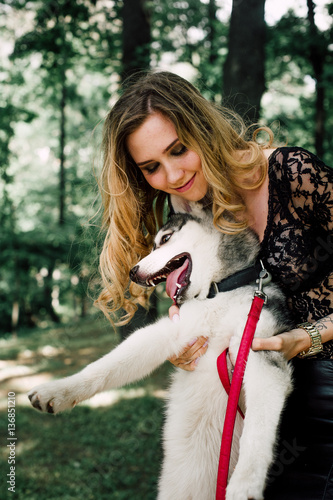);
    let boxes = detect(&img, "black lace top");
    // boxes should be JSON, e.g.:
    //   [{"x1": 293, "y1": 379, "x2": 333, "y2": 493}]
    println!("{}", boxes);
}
[{"x1": 259, "y1": 147, "x2": 333, "y2": 359}]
